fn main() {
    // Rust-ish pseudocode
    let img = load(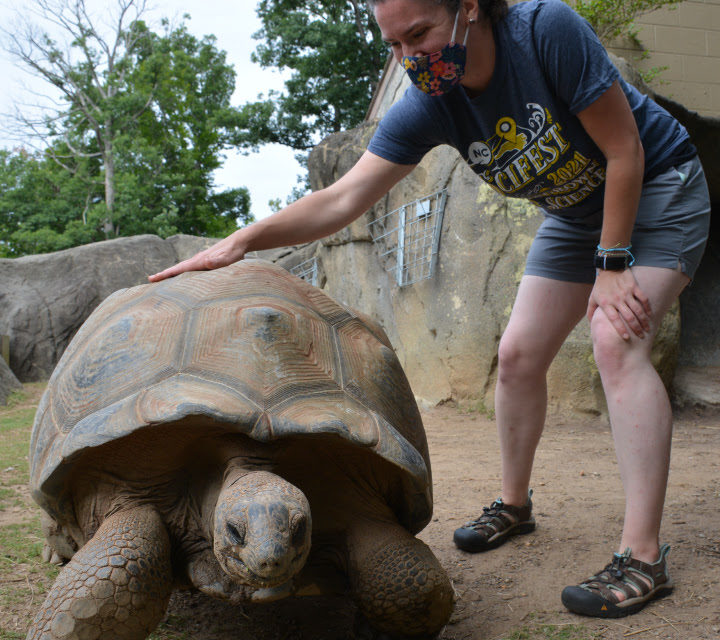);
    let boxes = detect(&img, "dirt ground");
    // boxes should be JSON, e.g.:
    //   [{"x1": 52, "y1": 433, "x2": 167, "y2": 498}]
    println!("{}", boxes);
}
[
  {"x1": 4, "y1": 396, "x2": 720, "y2": 640},
  {"x1": 418, "y1": 405, "x2": 720, "y2": 640}
]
